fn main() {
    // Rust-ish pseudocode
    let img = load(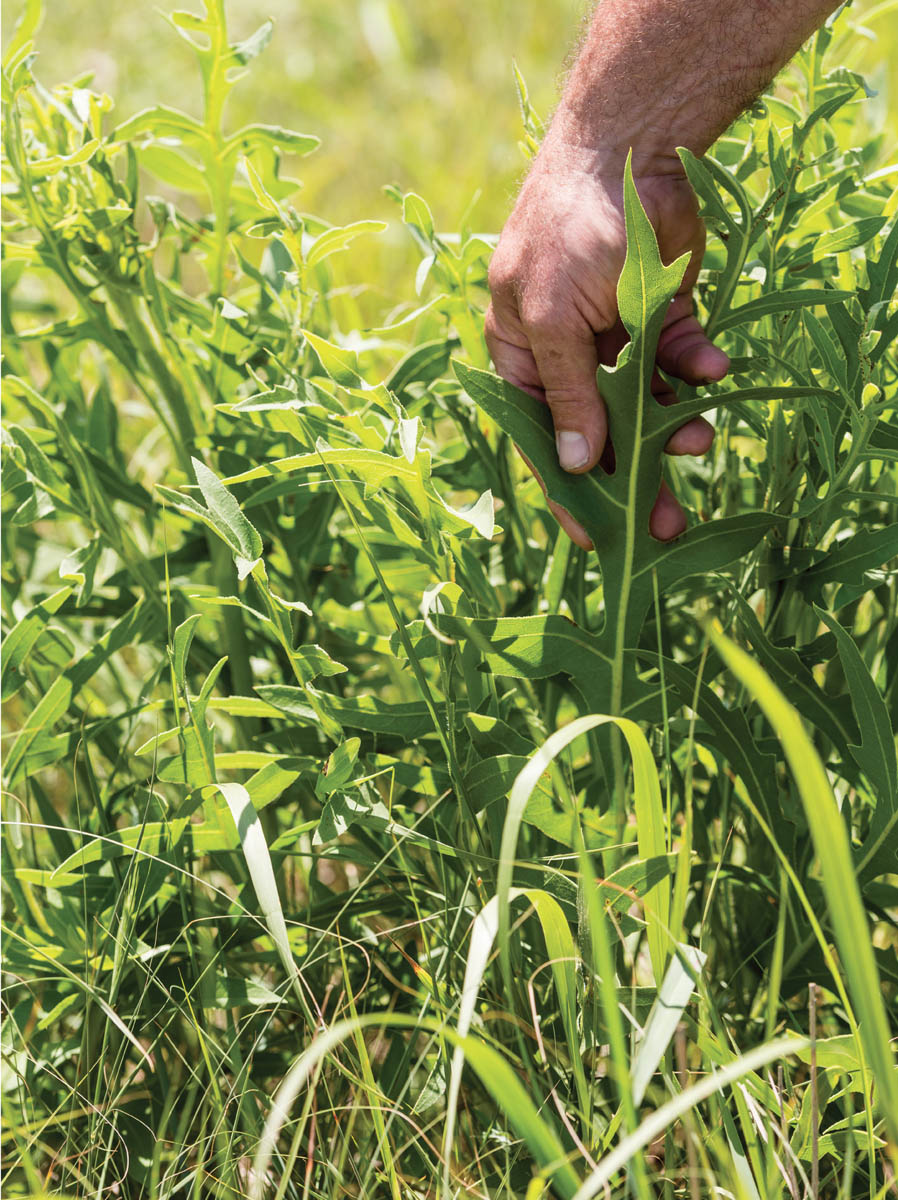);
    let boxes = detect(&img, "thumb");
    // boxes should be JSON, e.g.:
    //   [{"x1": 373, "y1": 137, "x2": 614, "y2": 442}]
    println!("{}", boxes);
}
[
  {"x1": 656, "y1": 292, "x2": 729, "y2": 385},
  {"x1": 529, "y1": 323, "x2": 605, "y2": 474}
]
